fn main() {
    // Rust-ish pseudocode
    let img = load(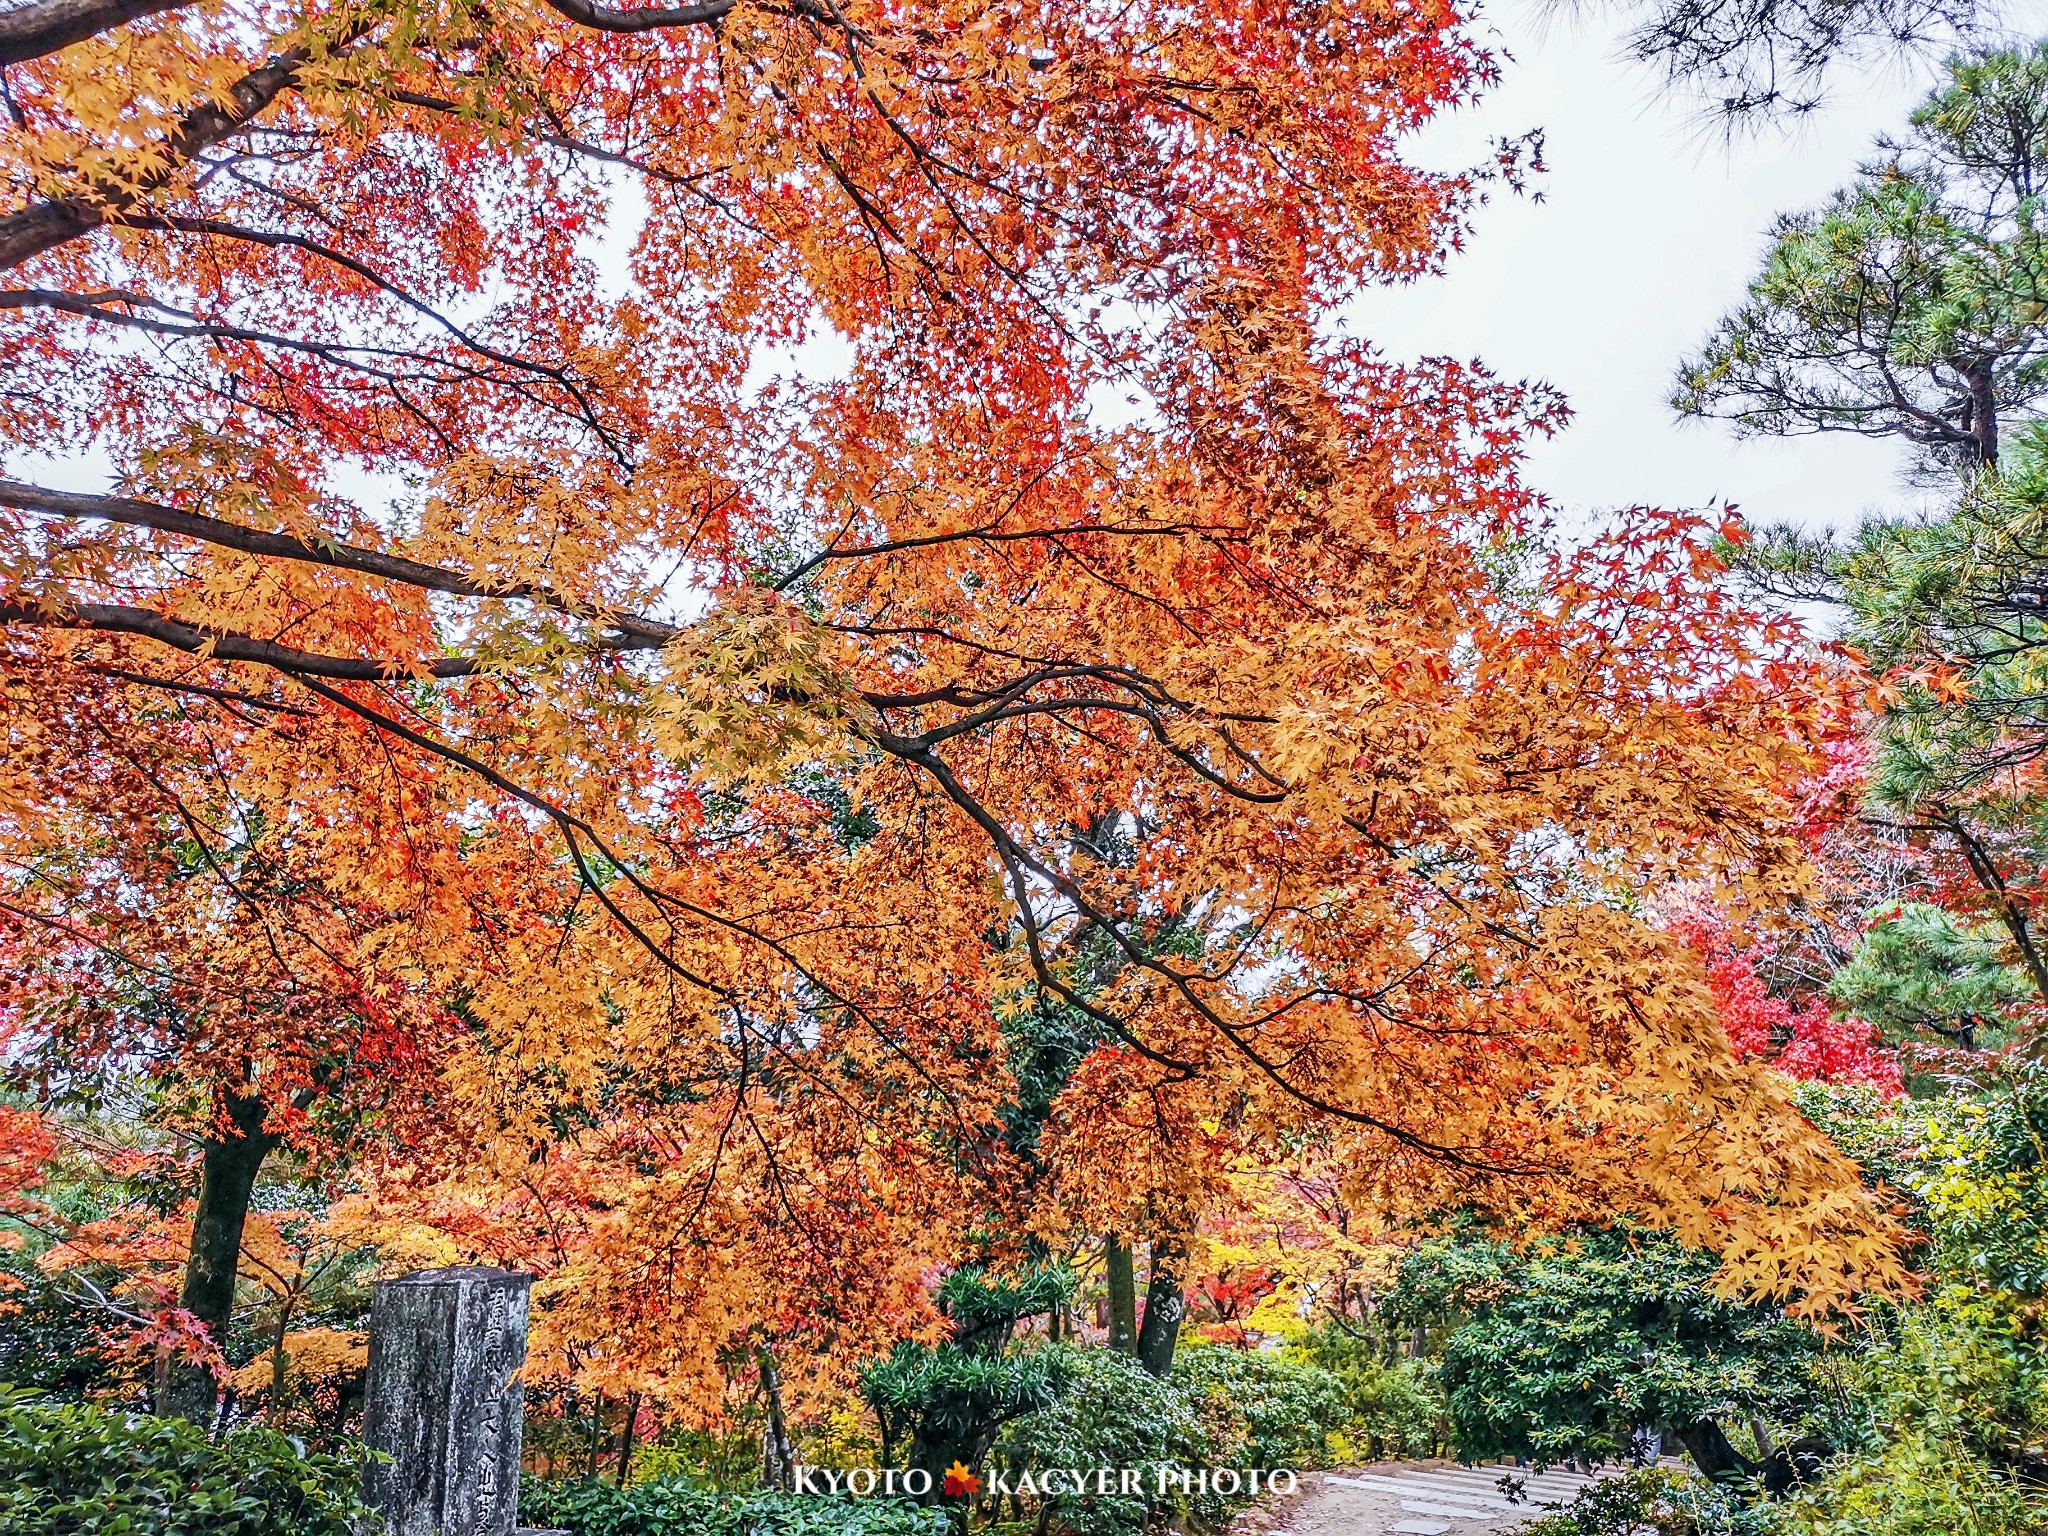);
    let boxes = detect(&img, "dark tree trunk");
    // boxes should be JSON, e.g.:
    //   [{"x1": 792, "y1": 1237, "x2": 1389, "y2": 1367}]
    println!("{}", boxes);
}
[
  {"x1": 617, "y1": 1391, "x2": 642, "y2": 1485},
  {"x1": 760, "y1": 1347, "x2": 795, "y2": 1491},
  {"x1": 1105, "y1": 1238, "x2": 1137, "y2": 1354},
  {"x1": 1135, "y1": 1234, "x2": 1188, "y2": 1378},
  {"x1": 1934, "y1": 805, "x2": 2048, "y2": 1007},
  {"x1": 1970, "y1": 362, "x2": 2000, "y2": 468},
  {"x1": 160, "y1": 1090, "x2": 277, "y2": 1423},
  {"x1": 586, "y1": 1393, "x2": 606, "y2": 1477},
  {"x1": 1672, "y1": 1419, "x2": 1758, "y2": 1484}
]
